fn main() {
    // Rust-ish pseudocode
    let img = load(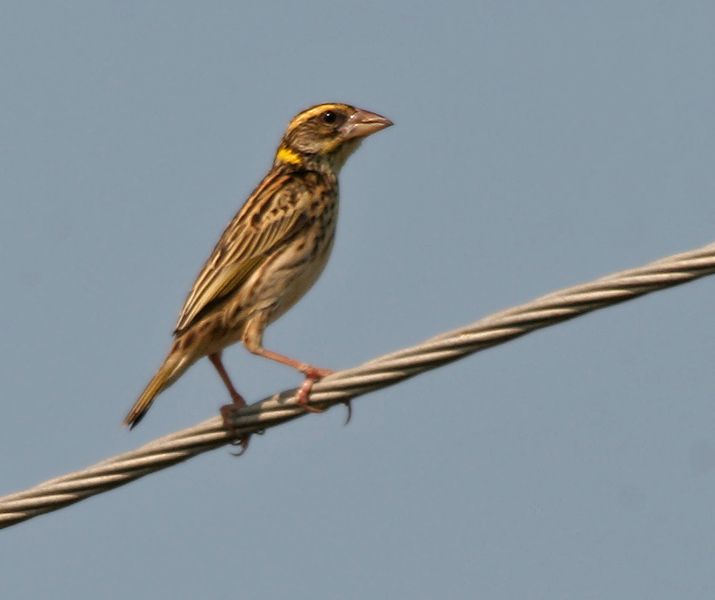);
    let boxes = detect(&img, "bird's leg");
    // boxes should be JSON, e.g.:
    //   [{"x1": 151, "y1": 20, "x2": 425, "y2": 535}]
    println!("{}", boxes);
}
[
  {"x1": 209, "y1": 351, "x2": 246, "y2": 408},
  {"x1": 242, "y1": 319, "x2": 353, "y2": 420},
  {"x1": 250, "y1": 345, "x2": 333, "y2": 413},
  {"x1": 242, "y1": 320, "x2": 335, "y2": 414},
  {"x1": 209, "y1": 352, "x2": 250, "y2": 453}
]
